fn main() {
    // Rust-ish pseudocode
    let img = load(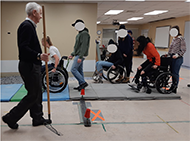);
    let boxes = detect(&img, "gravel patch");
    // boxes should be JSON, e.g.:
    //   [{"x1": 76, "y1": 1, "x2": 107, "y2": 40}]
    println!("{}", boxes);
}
[{"x1": 0, "y1": 76, "x2": 24, "y2": 84}]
